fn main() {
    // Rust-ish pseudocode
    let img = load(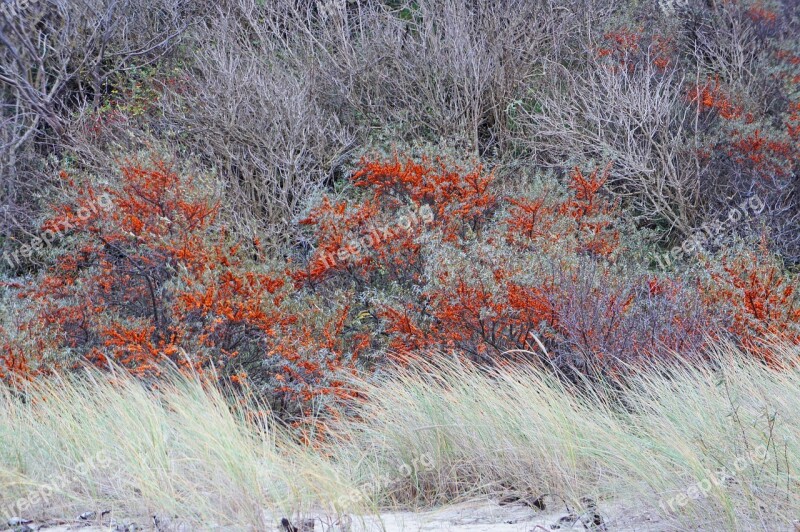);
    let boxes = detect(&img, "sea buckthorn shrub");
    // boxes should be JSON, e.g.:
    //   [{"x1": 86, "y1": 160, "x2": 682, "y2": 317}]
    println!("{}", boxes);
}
[
  {"x1": 295, "y1": 155, "x2": 800, "y2": 372},
  {"x1": 597, "y1": 24, "x2": 676, "y2": 74},
  {"x1": 3, "y1": 160, "x2": 282, "y2": 376},
  {"x1": 0, "y1": 159, "x2": 363, "y2": 417},
  {"x1": 700, "y1": 240, "x2": 800, "y2": 364},
  {"x1": 2, "y1": 154, "x2": 799, "y2": 412},
  {"x1": 292, "y1": 157, "x2": 718, "y2": 373}
]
